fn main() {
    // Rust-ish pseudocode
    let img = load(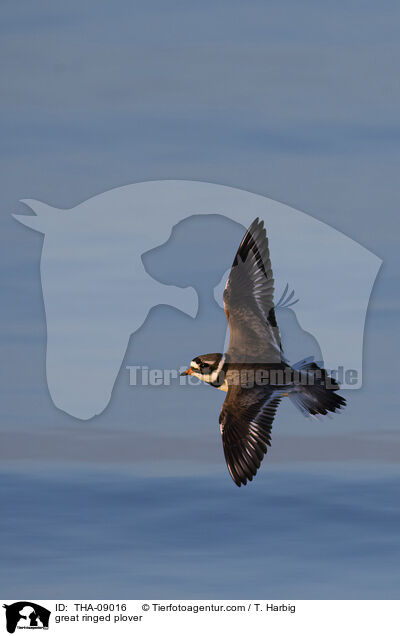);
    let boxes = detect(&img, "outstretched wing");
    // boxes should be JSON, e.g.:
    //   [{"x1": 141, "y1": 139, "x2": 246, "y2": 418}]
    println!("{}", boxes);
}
[
  {"x1": 219, "y1": 385, "x2": 282, "y2": 486},
  {"x1": 223, "y1": 218, "x2": 281, "y2": 363}
]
